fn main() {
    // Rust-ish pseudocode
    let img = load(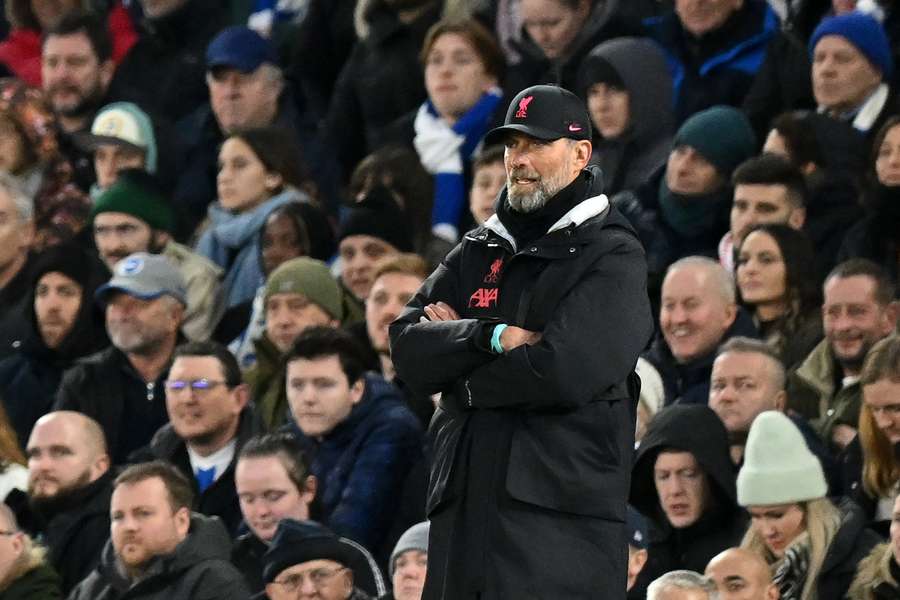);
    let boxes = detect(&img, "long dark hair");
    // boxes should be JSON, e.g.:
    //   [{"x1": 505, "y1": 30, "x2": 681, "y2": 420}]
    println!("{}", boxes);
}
[
  {"x1": 227, "y1": 127, "x2": 317, "y2": 202},
  {"x1": 738, "y1": 223, "x2": 820, "y2": 341}
]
